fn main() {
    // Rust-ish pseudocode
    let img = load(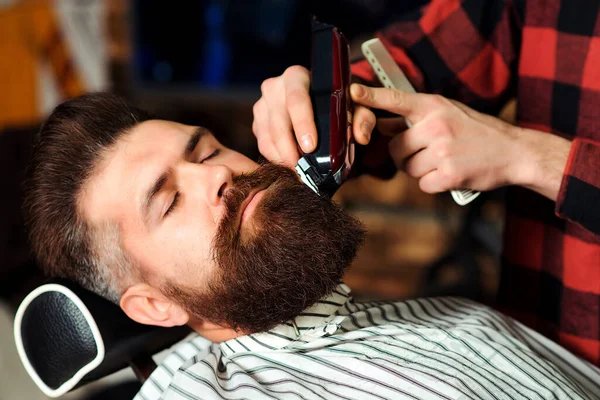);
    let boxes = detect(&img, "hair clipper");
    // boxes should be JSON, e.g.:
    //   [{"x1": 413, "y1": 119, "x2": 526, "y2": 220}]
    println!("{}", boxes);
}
[{"x1": 295, "y1": 18, "x2": 354, "y2": 198}]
